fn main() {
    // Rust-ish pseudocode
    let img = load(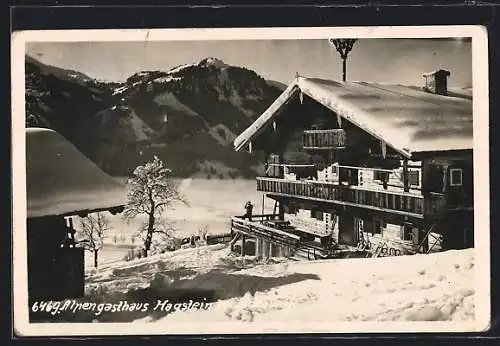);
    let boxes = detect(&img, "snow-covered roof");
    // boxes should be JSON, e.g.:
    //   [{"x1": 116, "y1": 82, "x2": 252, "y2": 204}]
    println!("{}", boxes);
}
[
  {"x1": 233, "y1": 76, "x2": 473, "y2": 158},
  {"x1": 422, "y1": 69, "x2": 451, "y2": 77},
  {"x1": 26, "y1": 128, "x2": 127, "y2": 218}
]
